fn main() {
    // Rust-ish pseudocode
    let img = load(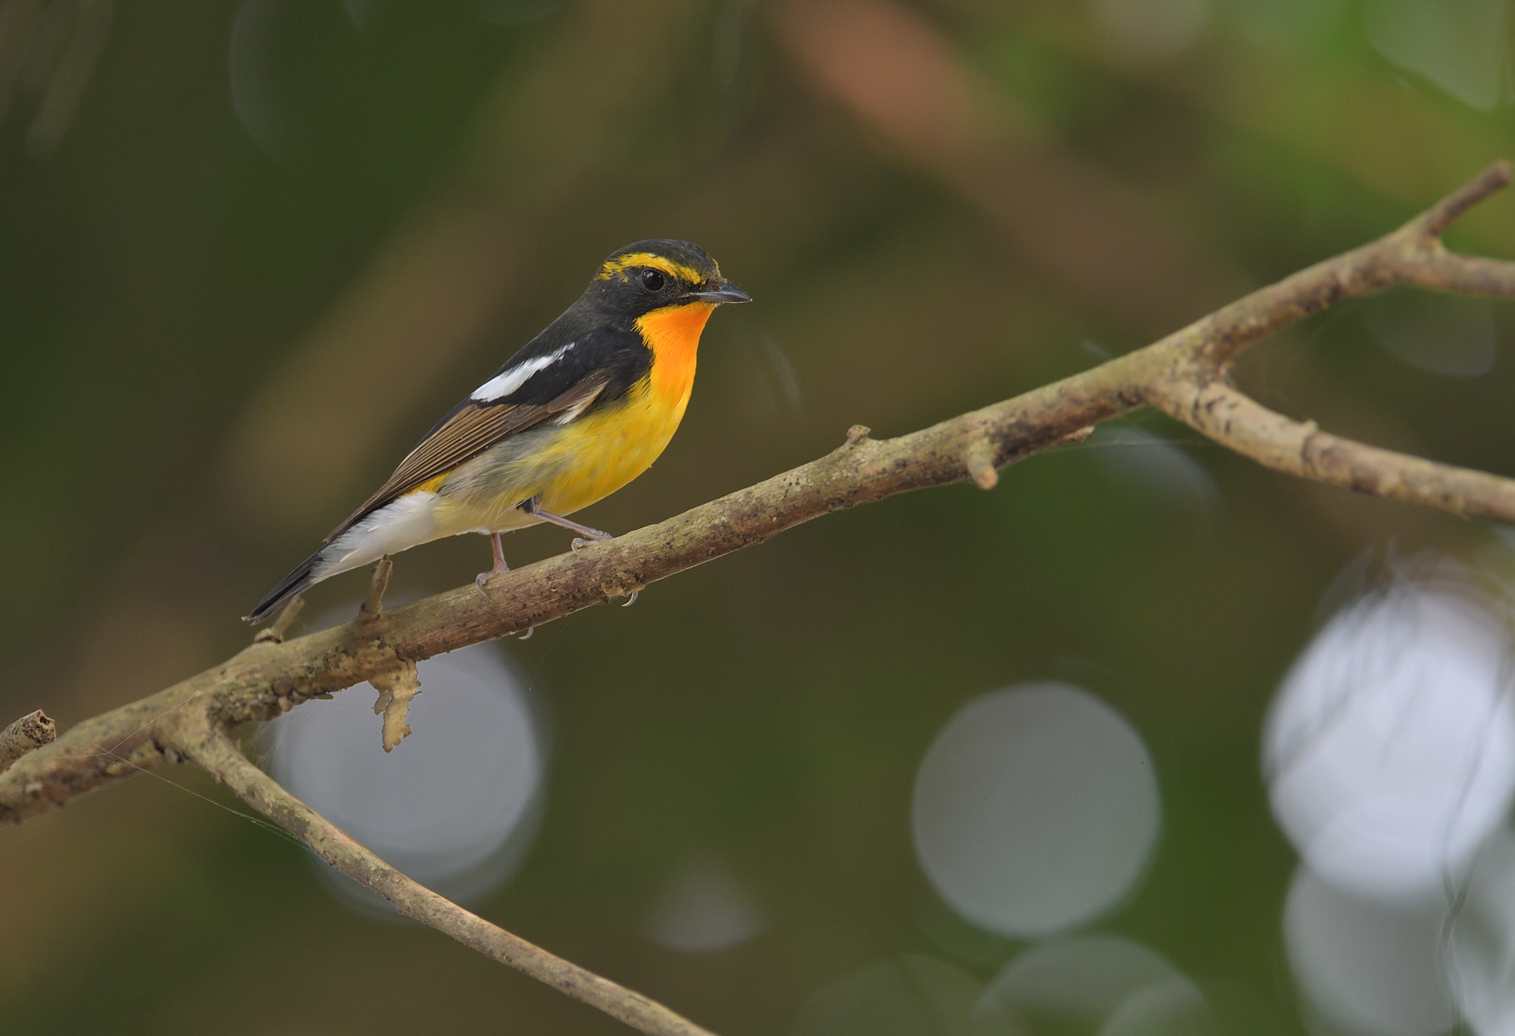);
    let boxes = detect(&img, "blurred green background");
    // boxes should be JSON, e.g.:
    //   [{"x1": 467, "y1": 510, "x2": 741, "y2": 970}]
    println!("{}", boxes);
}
[{"x1": 7, "y1": 1, "x2": 1515, "y2": 1033}]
